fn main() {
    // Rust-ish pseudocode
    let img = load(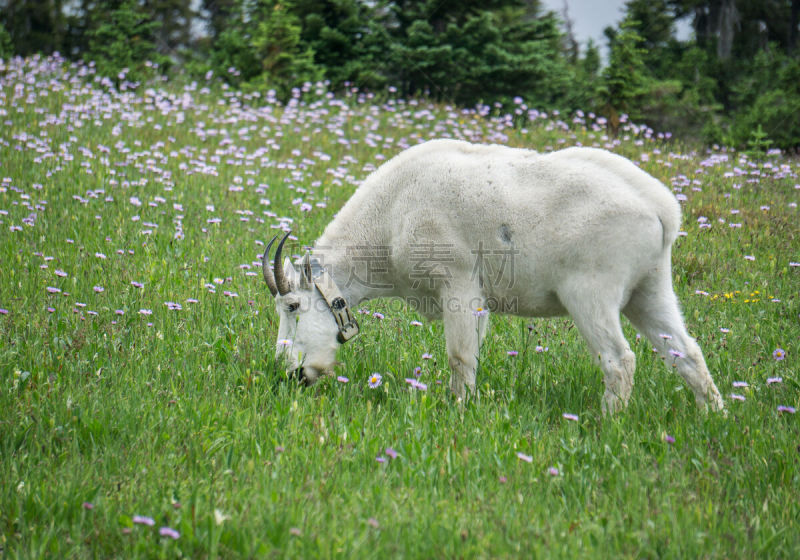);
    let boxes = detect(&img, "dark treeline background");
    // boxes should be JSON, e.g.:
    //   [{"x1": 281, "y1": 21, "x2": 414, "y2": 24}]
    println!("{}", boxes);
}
[{"x1": 1, "y1": 0, "x2": 799, "y2": 149}]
